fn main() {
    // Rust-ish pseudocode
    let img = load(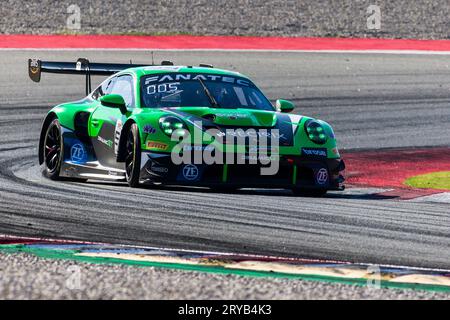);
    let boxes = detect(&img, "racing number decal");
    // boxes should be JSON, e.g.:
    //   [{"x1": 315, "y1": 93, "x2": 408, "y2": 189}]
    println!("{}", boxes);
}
[{"x1": 146, "y1": 82, "x2": 180, "y2": 95}]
